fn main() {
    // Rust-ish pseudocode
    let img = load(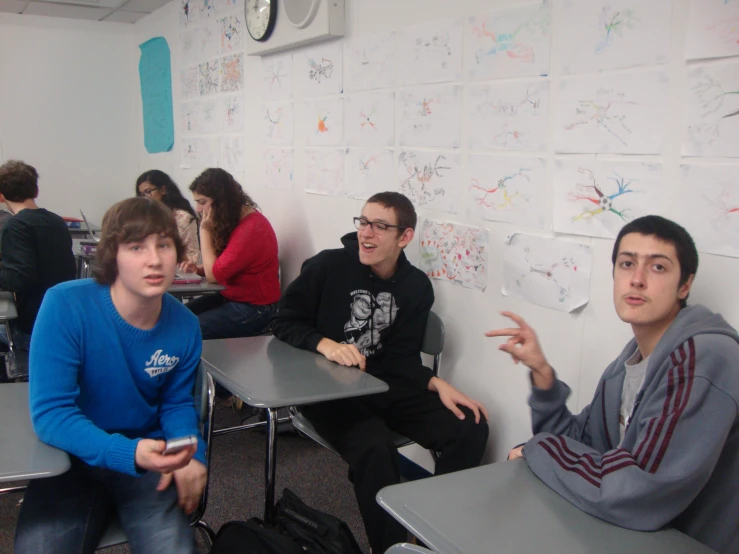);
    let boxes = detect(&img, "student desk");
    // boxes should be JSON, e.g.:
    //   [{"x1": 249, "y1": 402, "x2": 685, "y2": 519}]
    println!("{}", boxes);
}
[
  {"x1": 72, "y1": 239, "x2": 95, "y2": 279},
  {"x1": 168, "y1": 280, "x2": 225, "y2": 301},
  {"x1": 200, "y1": 336, "x2": 388, "y2": 521},
  {"x1": 377, "y1": 460, "x2": 714, "y2": 554},
  {"x1": 0, "y1": 383, "x2": 70, "y2": 492},
  {"x1": 0, "y1": 291, "x2": 20, "y2": 376}
]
